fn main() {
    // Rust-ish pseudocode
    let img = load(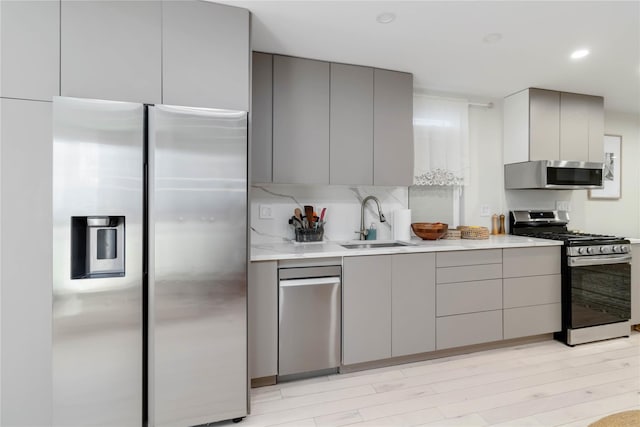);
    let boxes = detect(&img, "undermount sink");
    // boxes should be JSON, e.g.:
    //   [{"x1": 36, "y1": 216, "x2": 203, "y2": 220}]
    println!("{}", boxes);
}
[{"x1": 340, "y1": 241, "x2": 411, "y2": 249}]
